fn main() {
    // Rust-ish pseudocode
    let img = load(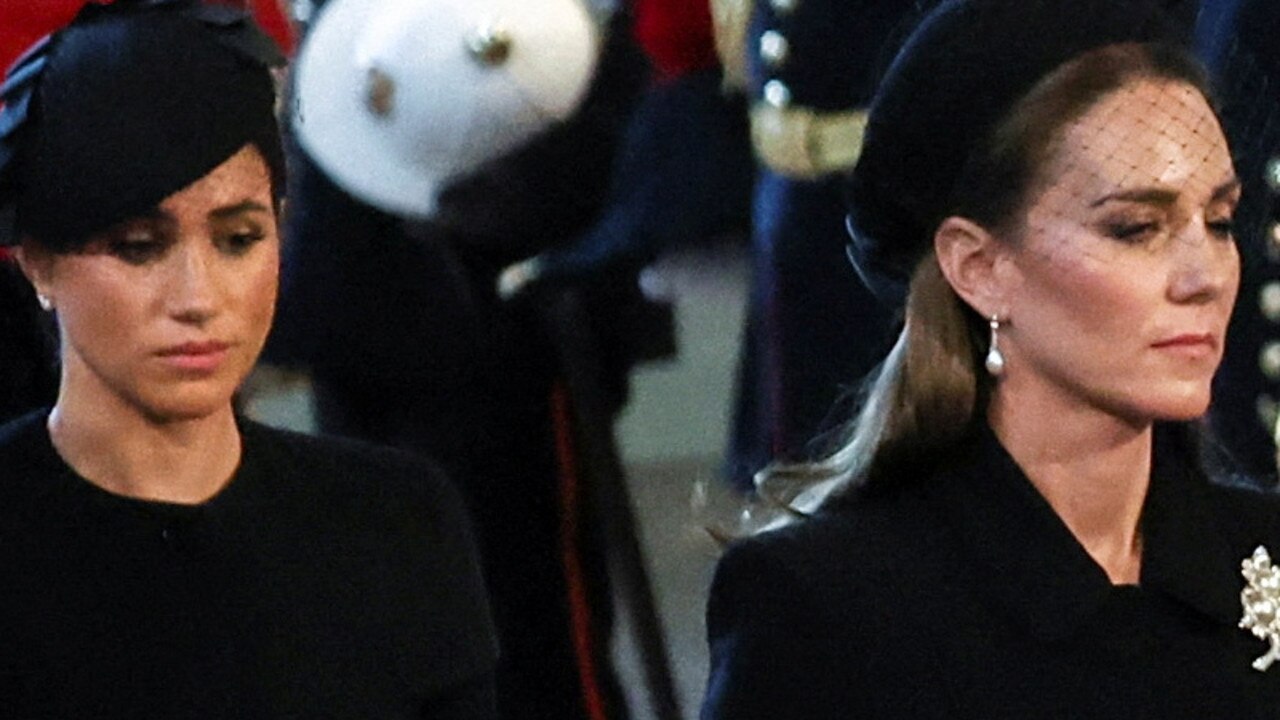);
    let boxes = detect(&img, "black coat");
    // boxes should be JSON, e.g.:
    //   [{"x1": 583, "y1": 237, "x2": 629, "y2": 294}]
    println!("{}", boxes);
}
[
  {"x1": 703, "y1": 424, "x2": 1280, "y2": 719},
  {"x1": 0, "y1": 411, "x2": 498, "y2": 719}
]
